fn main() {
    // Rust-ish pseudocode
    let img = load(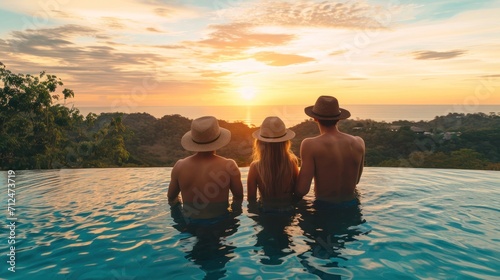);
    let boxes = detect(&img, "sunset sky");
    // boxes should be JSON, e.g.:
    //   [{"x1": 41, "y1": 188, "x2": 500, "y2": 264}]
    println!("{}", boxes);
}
[{"x1": 0, "y1": 0, "x2": 499, "y2": 107}]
